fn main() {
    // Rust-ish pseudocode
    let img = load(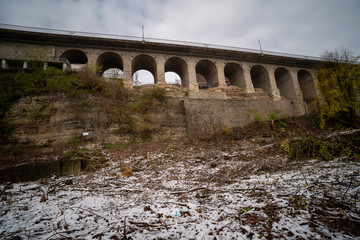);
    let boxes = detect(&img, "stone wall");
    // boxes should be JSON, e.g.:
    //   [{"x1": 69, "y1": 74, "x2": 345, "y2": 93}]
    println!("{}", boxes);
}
[
  {"x1": 3, "y1": 85, "x2": 308, "y2": 155},
  {"x1": 184, "y1": 93, "x2": 302, "y2": 134}
]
